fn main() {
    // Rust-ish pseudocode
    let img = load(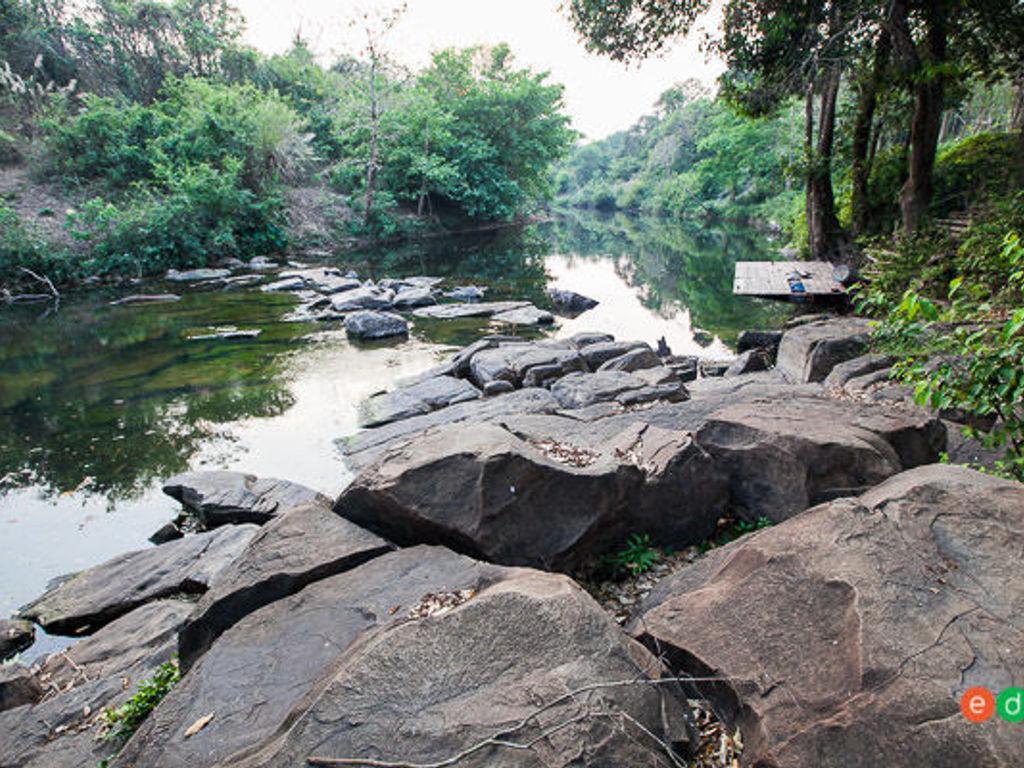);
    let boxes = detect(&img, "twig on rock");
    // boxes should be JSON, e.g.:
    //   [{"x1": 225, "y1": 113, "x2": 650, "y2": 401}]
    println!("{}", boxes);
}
[{"x1": 306, "y1": 674, "x2": 746, "y2": 768}]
